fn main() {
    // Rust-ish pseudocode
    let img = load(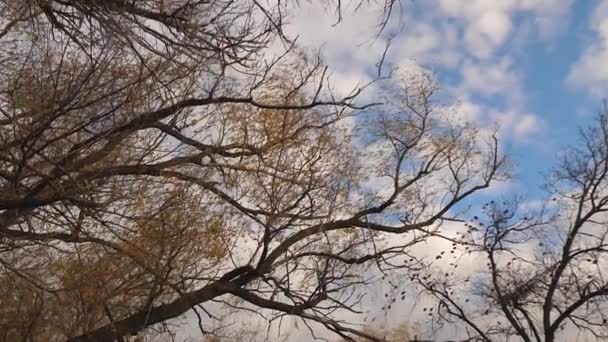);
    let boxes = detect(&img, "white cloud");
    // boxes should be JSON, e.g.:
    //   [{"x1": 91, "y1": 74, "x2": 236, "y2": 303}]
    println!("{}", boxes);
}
[
  {"x1": 437, "y1": 0, "x2": 572, "y2": 58},
  {"x1": 513, "y1": 113, "x2": 541, "y2": 138},
  {"x1": 284, "y1": 1, "x2": 393, "y2": 69},
  {"x1": 440, "y1": 100, "x2": 483, "y2": 124},
  {"x1": 465, "y1": 11, "x2": 512, "y2": 58},
  {"x1": 567, "y1": 0, "x2": 608, "y2": 96},
  {"x1": 493, "y1": 108, "x2": 542, "y2": 141},
  {"x1": 459, "y1": 58, "x2": 520, "y2": 97},
  {"x1": 439, "y1": 98, "x2": 542, "y2": 143},
  {"x1": 395, "y1": 22, "x2": 441, "y2": 61}
]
